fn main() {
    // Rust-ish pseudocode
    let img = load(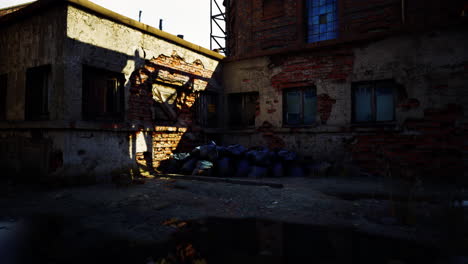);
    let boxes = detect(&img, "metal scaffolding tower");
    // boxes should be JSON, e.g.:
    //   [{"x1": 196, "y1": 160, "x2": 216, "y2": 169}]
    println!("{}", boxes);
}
[{"x1": 210, "y1": 0, "x2": 227, "y2": 55}]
